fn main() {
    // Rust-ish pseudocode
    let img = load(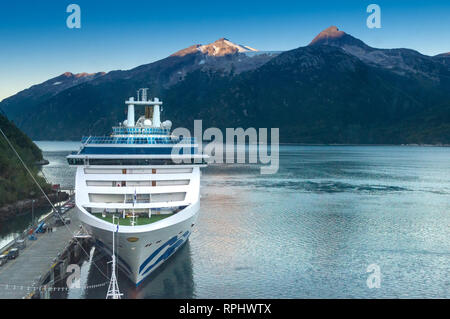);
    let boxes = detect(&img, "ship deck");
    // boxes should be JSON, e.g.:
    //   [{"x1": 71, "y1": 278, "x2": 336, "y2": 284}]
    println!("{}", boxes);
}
[{"x1": 92, "y1": 213, "x2": 173, "y2": 226}]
